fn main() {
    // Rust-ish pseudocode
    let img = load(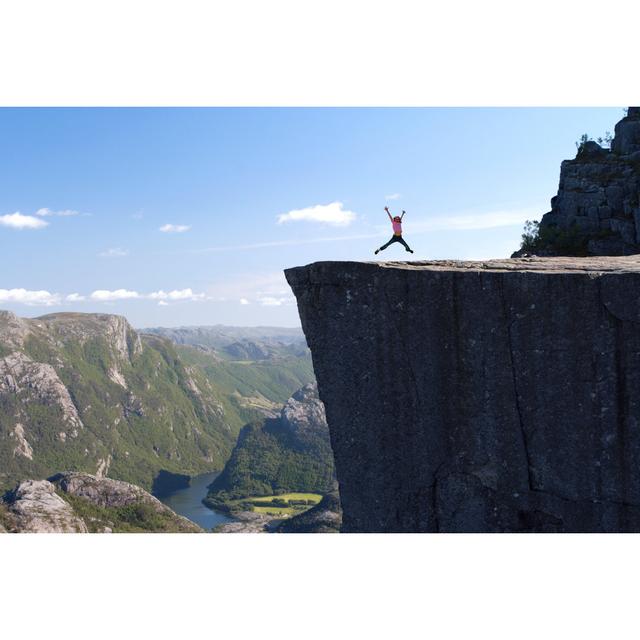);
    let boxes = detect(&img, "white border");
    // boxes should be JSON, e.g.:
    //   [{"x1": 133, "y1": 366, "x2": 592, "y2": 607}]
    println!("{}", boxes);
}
[
  {"x1": 1, "y1": 2, "x2": 639, "y2": 638},
  {"x1": 0, "y1": 0, "x2": 637, "y2": 106}
]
